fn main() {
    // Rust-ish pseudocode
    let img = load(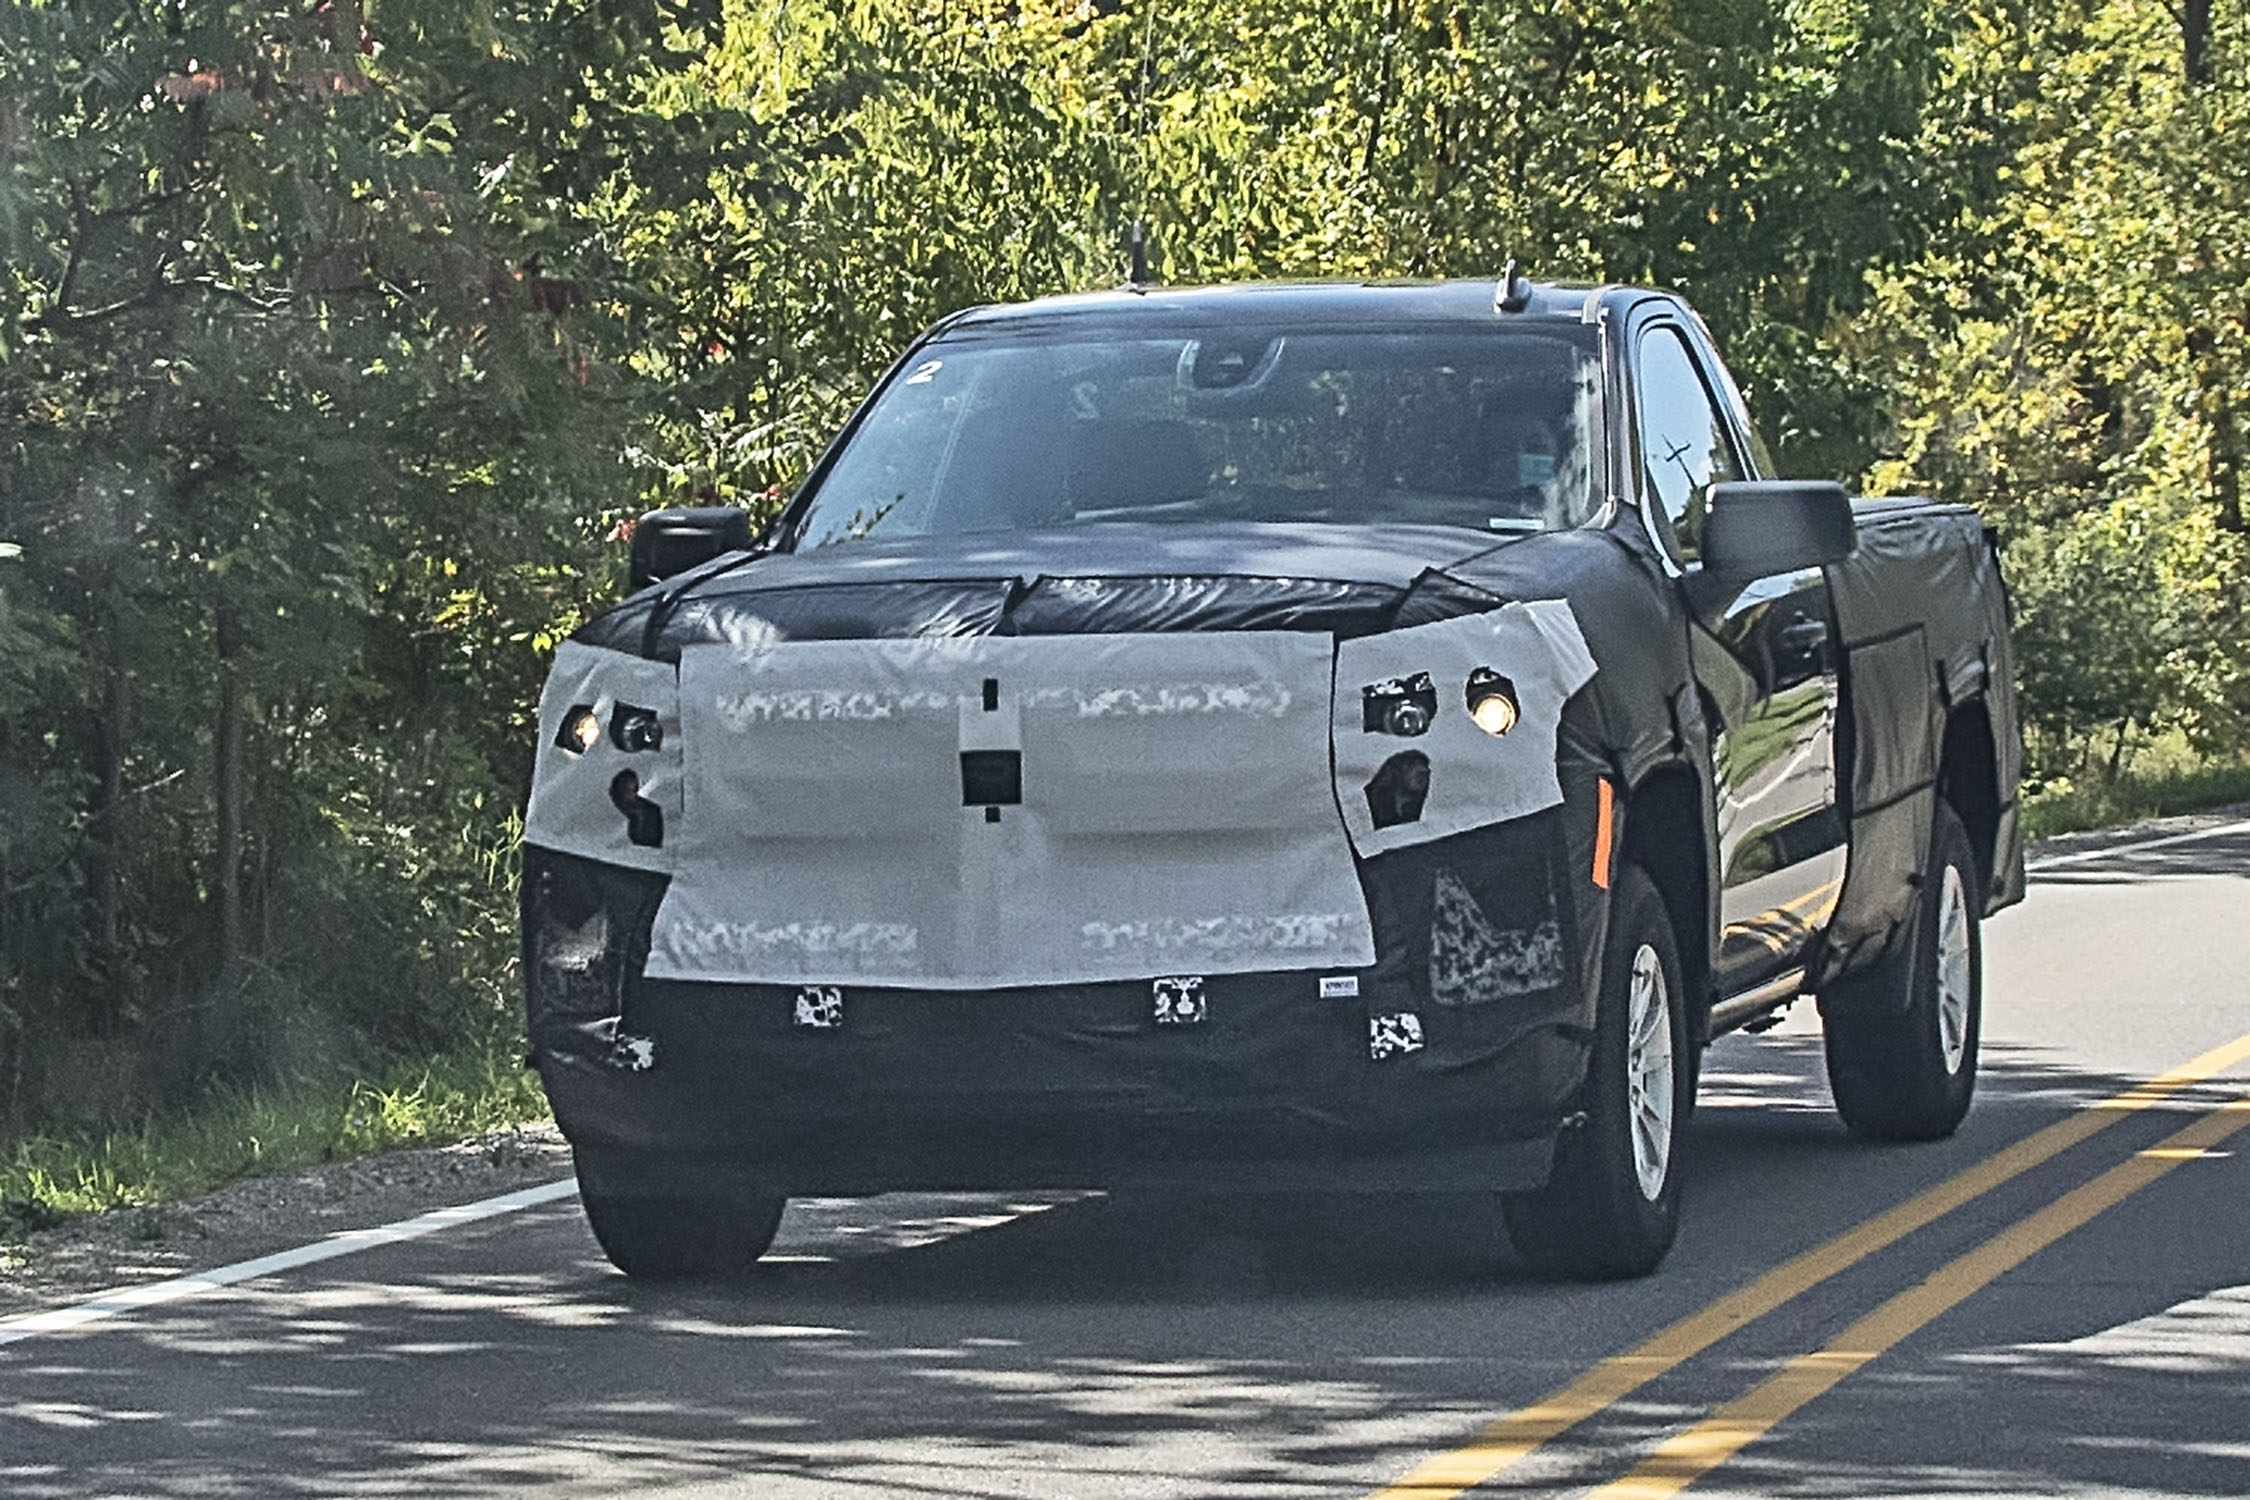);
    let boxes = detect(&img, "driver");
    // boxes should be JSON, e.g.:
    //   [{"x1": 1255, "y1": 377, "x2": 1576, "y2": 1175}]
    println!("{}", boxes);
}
[{"x1": 1489, "y1": 409, "x2": 1567, "y2": 526}]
